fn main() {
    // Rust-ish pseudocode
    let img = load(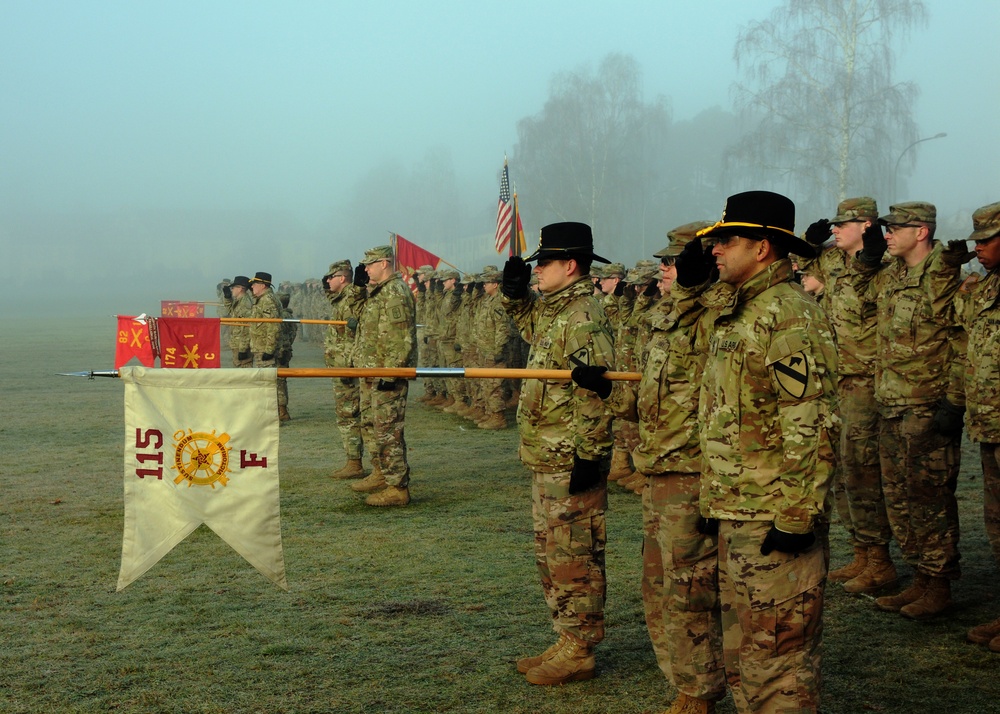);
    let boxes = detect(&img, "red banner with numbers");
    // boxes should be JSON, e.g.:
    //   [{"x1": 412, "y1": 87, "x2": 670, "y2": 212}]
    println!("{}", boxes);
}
[
  {"x1": 161, "y1": 301, "x2": 205, "y2": 317},
  {"x1": 156, "y1": 318, "x2": 221, "y2": 368},
  {"x1": 115, "y1": 316, "x2": 156, "y2": 368}
]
